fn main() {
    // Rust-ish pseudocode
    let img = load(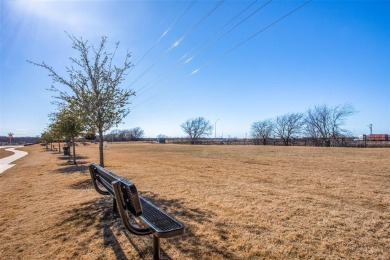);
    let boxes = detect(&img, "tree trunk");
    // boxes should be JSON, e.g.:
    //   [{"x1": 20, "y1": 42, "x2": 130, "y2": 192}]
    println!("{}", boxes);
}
[
  {"x1": 72, "y1": 137, "x2": 76, "y2": 164},
  {"x1": 58, "y1": 141, "x2": 61, "y2": 154},
  {"x1": 99, "y1": 129, "x2": 104, "y2": 167}
]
